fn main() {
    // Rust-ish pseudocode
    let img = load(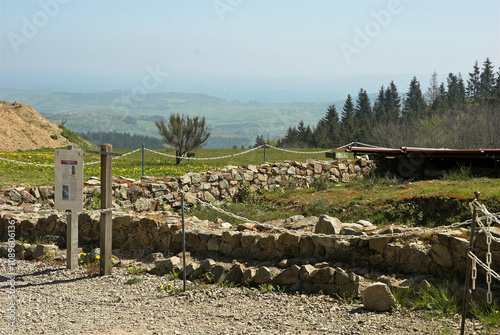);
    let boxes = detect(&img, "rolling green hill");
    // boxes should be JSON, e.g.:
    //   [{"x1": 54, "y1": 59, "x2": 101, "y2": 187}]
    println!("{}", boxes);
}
[{"x1": 1, "y1": 88, "x2": 335, "y2": 148}]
